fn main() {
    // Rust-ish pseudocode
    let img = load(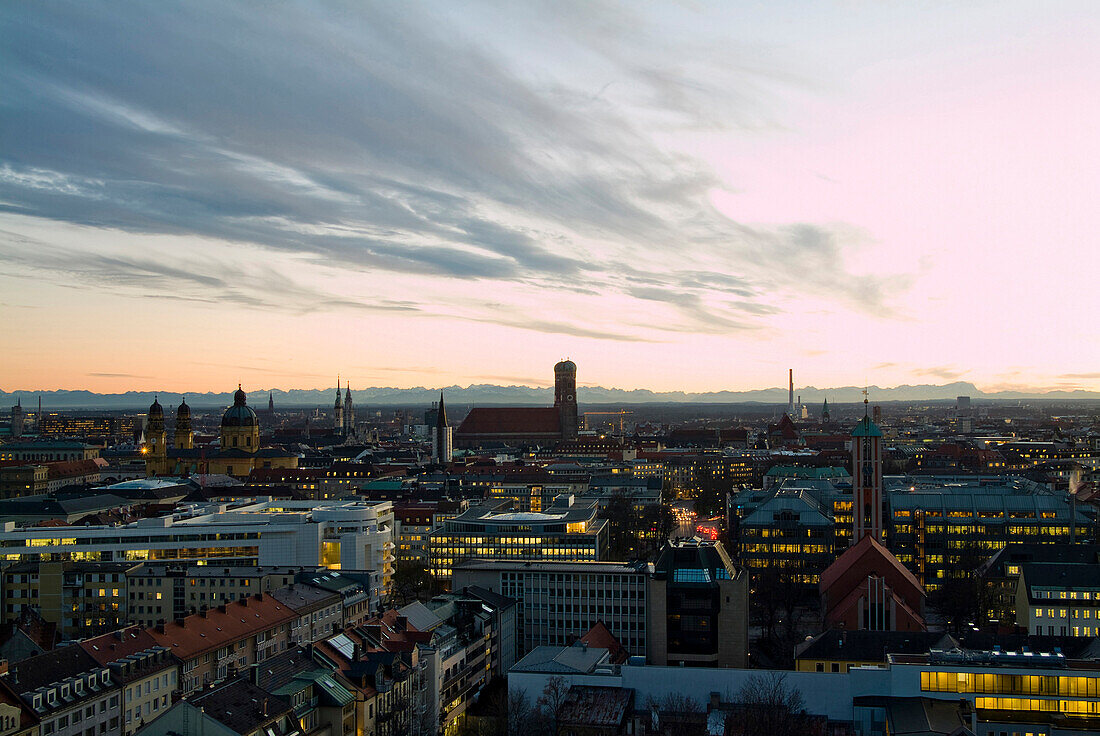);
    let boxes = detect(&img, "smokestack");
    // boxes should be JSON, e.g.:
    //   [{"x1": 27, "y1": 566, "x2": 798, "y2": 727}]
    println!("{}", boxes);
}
[{"x1": 786, "y1": 369, "x2": 795, "y2": 416}]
